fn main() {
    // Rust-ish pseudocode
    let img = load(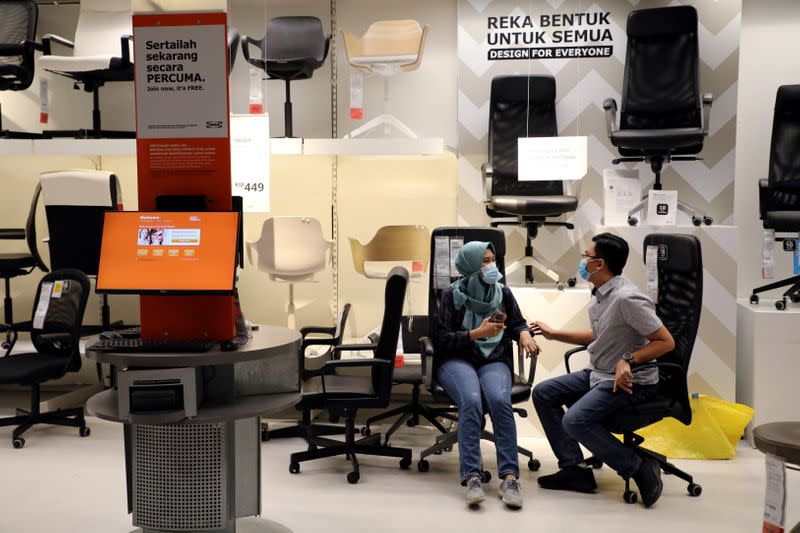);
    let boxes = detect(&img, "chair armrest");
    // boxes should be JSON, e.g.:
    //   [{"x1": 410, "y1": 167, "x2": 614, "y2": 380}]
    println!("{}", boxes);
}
[
  {"x1": 42, "y1": 34, "x2": 74, "y2": 55},
  {"x1": 517, "y1": 349, "x2": 538, "y2": 385},
  {"x1": 332, "y1": 343, "x2": 377, "y2": 355},
  {"x1": 300, "y1": 326, "x2": 336, "y2": 337},
  {"x1": 324, "y1": 359, "x2": 392, "y2": 370},
  {"x1": 420, "y1": 336, "x2": 434, "y2": 386},
  {"x1": 21, "y1": 40, "x2": 43, "y2": 54},
  {"x1": 759, "y1": 178, "x2": 771, "y2": 221},
  {"x1": 649, "y1": 361, "x2": 685, "y2": 377},
  {"x1": 603, "y1": 98, "x2": 617, "y2": 137},
  {"x1": 241, "y1": 35, "x2": 263, "y2": 68},
  {"x1": 120, "y1": 35, "x2": 133, "y2": 64},
  {"x1": 301, "y1": 337, "x2": 336, "y2": 353},
  {"x1": 481, "y1": 163, "x2": 494, "y2": 206},
  {"x1": 0, "y1": 229, "x2": 25, "y2": 240},
  {"x1": 564, "y1": 346, "x2": 588, "y2": 374},
  {"x1": 37, "y1": 332, "x2": 72, "y2": 344},
  {"x1": 701, "y1": 93, "x2": 713, "y2": 135}
]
